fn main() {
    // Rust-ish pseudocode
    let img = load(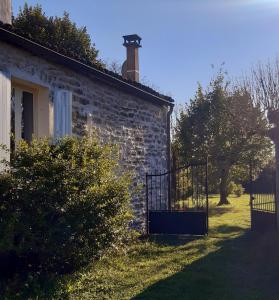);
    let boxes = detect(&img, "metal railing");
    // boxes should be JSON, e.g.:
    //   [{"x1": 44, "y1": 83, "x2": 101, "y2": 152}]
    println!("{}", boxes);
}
[{"x1": 146, "y1": 161, "x2": 208, "y2": 212}]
